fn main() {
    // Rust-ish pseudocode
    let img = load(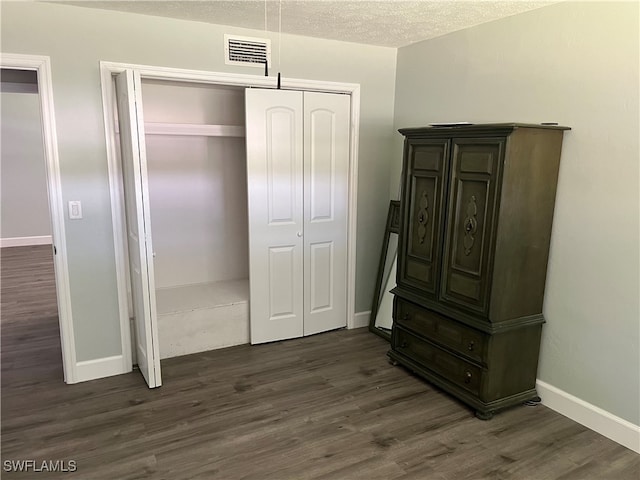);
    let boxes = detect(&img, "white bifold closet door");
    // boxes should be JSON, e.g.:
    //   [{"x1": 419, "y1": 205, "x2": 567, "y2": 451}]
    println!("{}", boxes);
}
[
  {"x1": 246, "y1": 89, "x2": 350, "y2": 344},
  {"x1": 115, "y1": 70, "x2": 162, "y2": 388}
]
